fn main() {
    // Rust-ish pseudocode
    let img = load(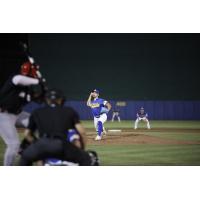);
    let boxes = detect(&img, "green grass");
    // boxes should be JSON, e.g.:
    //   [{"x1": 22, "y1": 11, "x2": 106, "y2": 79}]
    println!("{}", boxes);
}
[
  {"x1": 0, "y1": 120, "x2": 200, "y2": 165},
  {"x1": 149, "y1": 131, "x2": 200, "y2": 141},
  {"x1": 84, "y1": 120, "x2": 200, "y2": 166},
  {"x1": 82, "y1": 120, "x2": 200, "y2": 129},
  {"x1": 87, "y1": 144, "x2": 200, "y2": 166}
]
